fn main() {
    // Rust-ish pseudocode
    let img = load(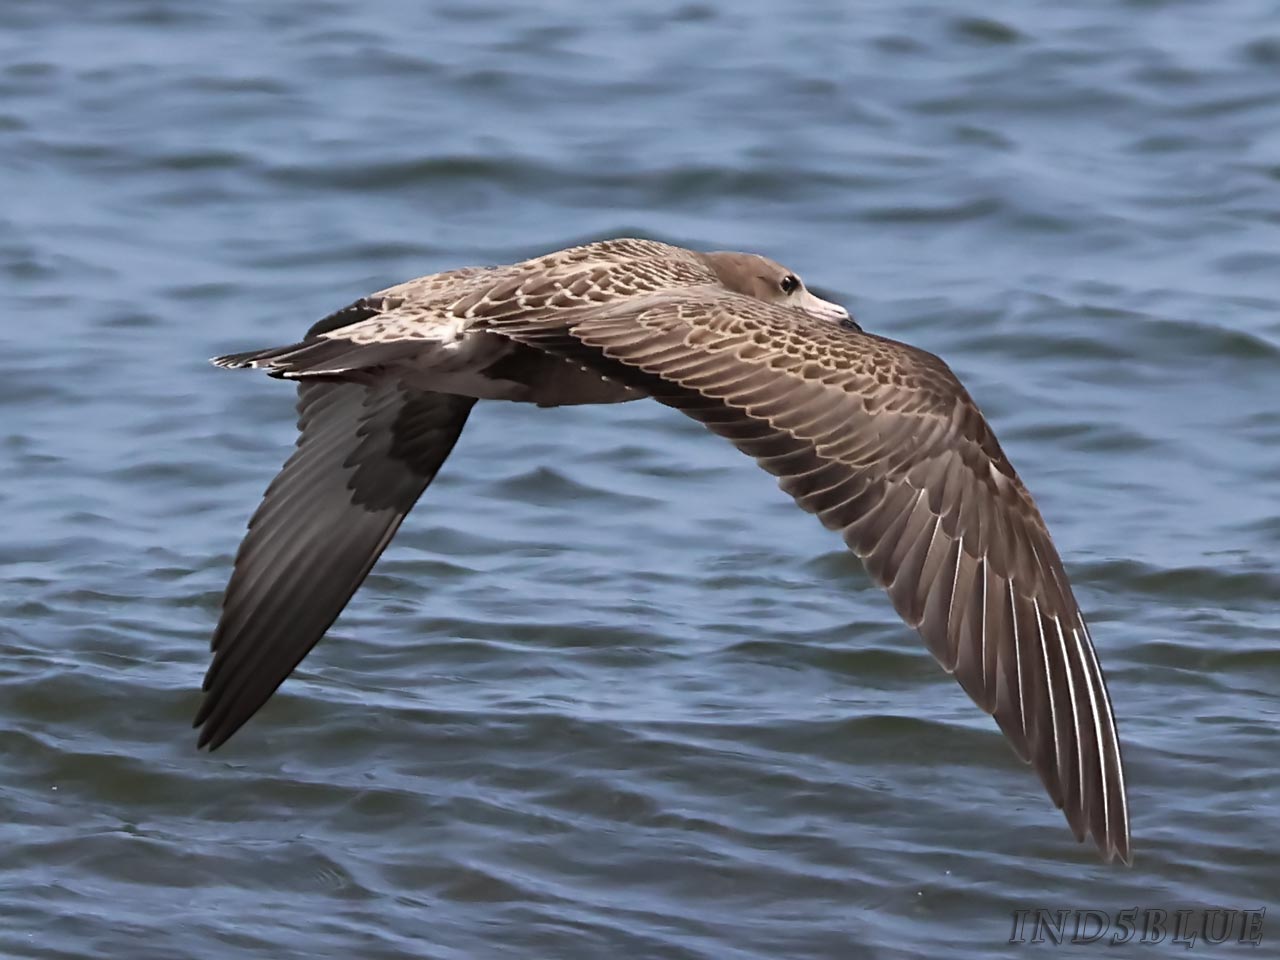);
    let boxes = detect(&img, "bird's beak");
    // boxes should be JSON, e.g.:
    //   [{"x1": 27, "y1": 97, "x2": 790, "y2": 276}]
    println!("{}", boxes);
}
[{"x1": 800, "y1": 289, "x2": 854, "y2": 326}]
